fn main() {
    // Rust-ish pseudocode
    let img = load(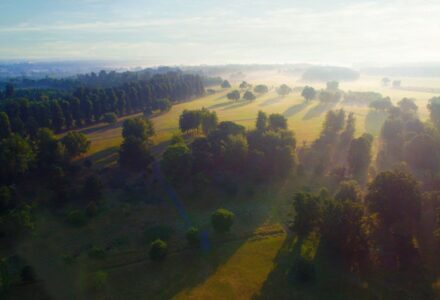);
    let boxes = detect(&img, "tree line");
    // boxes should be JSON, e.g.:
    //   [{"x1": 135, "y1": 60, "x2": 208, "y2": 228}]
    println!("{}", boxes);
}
[{"x1": 0, "y1": 72, "x2": 204, "y2": 136}]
